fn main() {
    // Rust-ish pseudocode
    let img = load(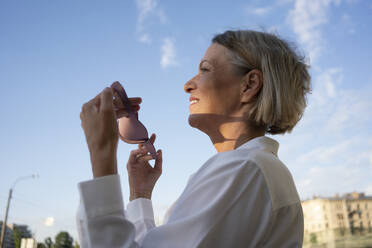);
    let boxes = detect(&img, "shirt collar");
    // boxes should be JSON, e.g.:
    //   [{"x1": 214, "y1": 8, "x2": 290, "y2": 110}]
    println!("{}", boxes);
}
[{"x1": 236, "y1": 136, "x2": 279, "y2": 156}]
